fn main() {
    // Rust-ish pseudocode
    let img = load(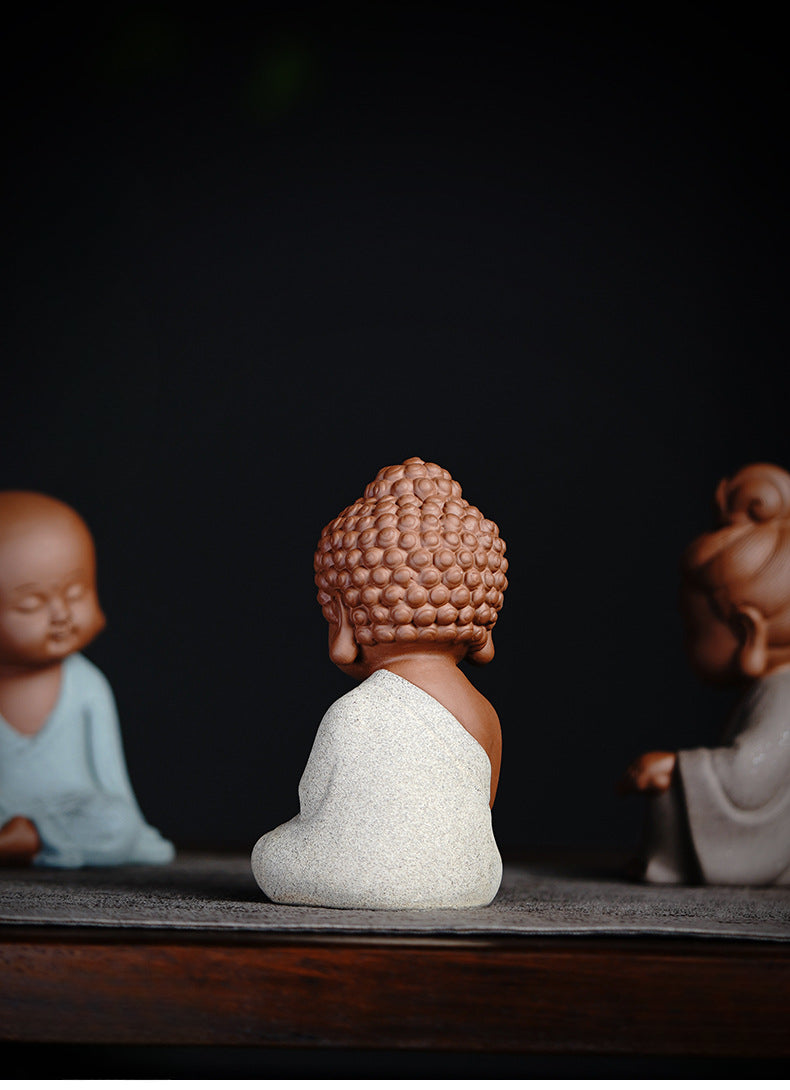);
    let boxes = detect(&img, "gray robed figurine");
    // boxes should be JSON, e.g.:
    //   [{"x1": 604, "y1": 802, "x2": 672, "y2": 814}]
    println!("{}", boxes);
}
[{"x1": 621, "y1": 463, "x2": 790, "y2": 885}]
